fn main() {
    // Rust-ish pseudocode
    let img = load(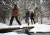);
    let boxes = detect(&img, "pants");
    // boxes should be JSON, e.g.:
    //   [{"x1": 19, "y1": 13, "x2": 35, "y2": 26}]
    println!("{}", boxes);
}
[
  {"x1": 25, "y1": 17, "x2": 29, "y2": 25},
  {"x1": 31, "y1": 18, "x2": 35, "y2": 24},
  {"x1": 25, "y1": 17, "x2": 29, "y2": 23},
  {"x1": 10, "y1": 16, "x2": 21, "y2": 25}
]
